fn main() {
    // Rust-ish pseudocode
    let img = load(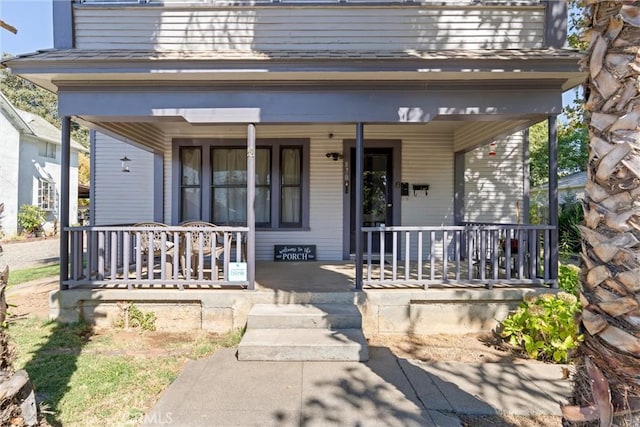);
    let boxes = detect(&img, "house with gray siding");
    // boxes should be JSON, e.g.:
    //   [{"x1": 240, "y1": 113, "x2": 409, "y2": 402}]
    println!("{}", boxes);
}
[
  {"x1": 0, "y1": 92, "x2": 85, "y2": 237},
  {"x1": 3, "y1": 0, "x2": 584, "y2": 340}
]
